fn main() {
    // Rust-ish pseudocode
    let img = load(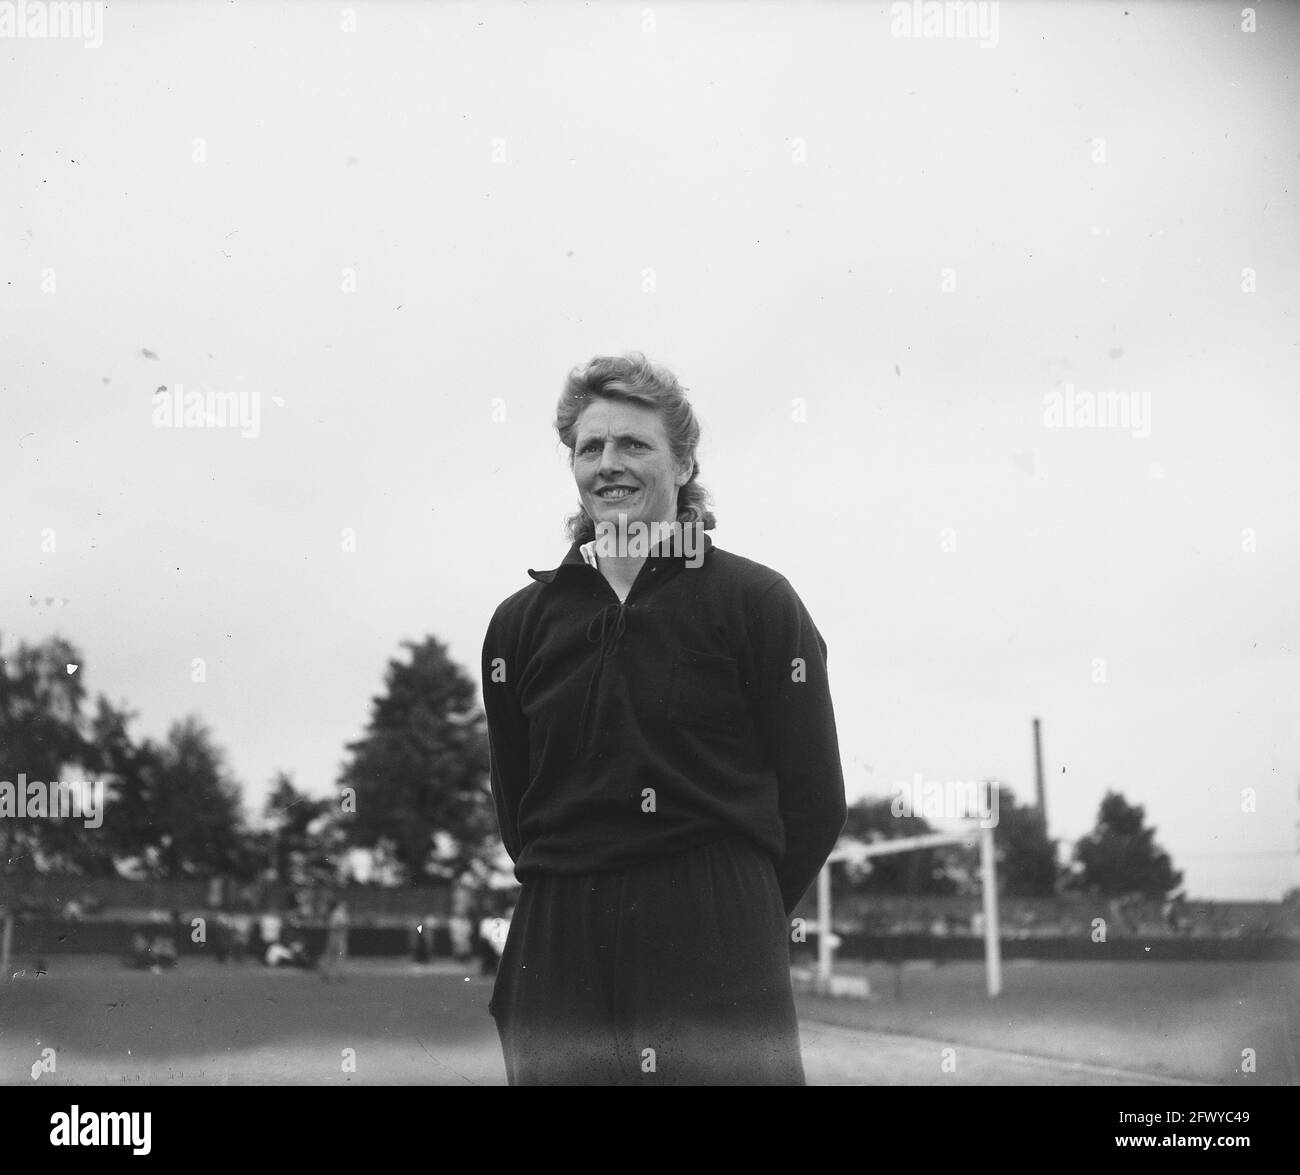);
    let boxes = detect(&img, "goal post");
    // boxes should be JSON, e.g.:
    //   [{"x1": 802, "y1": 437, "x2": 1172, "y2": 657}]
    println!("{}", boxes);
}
[{"x1": 816, "y1": 825, "x2": 1002, "y2": 998}]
